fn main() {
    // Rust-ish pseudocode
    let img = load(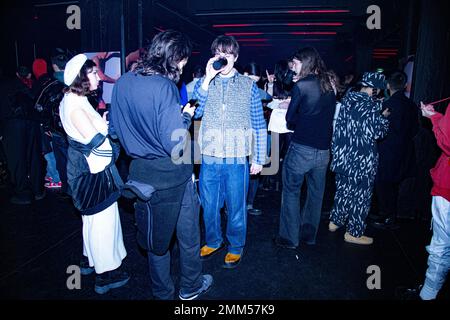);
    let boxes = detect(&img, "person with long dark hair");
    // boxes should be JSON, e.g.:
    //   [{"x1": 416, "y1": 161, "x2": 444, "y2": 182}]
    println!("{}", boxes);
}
[
  {"x1": 59, "y1": 54, "x2": 128, "y2": 294},
  {"x1": 110, "y1": 30, "x2": 212, "y2": 300},
  {"x1": 275, "y1": 47, "x2": 336, "y2": 249}
]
